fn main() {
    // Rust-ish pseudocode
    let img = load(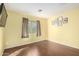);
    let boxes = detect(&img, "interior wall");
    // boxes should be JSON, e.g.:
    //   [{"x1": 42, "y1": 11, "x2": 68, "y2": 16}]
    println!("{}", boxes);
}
[
  {"x1": 5, "y1": 10, "x2": 48, "y2": 49},
  {"x1": 48, "y1": 8, "x2": 79, "y2": 49},
  {"x1": 0, "y1": 27, "x2": 4, "y2": 55}
]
